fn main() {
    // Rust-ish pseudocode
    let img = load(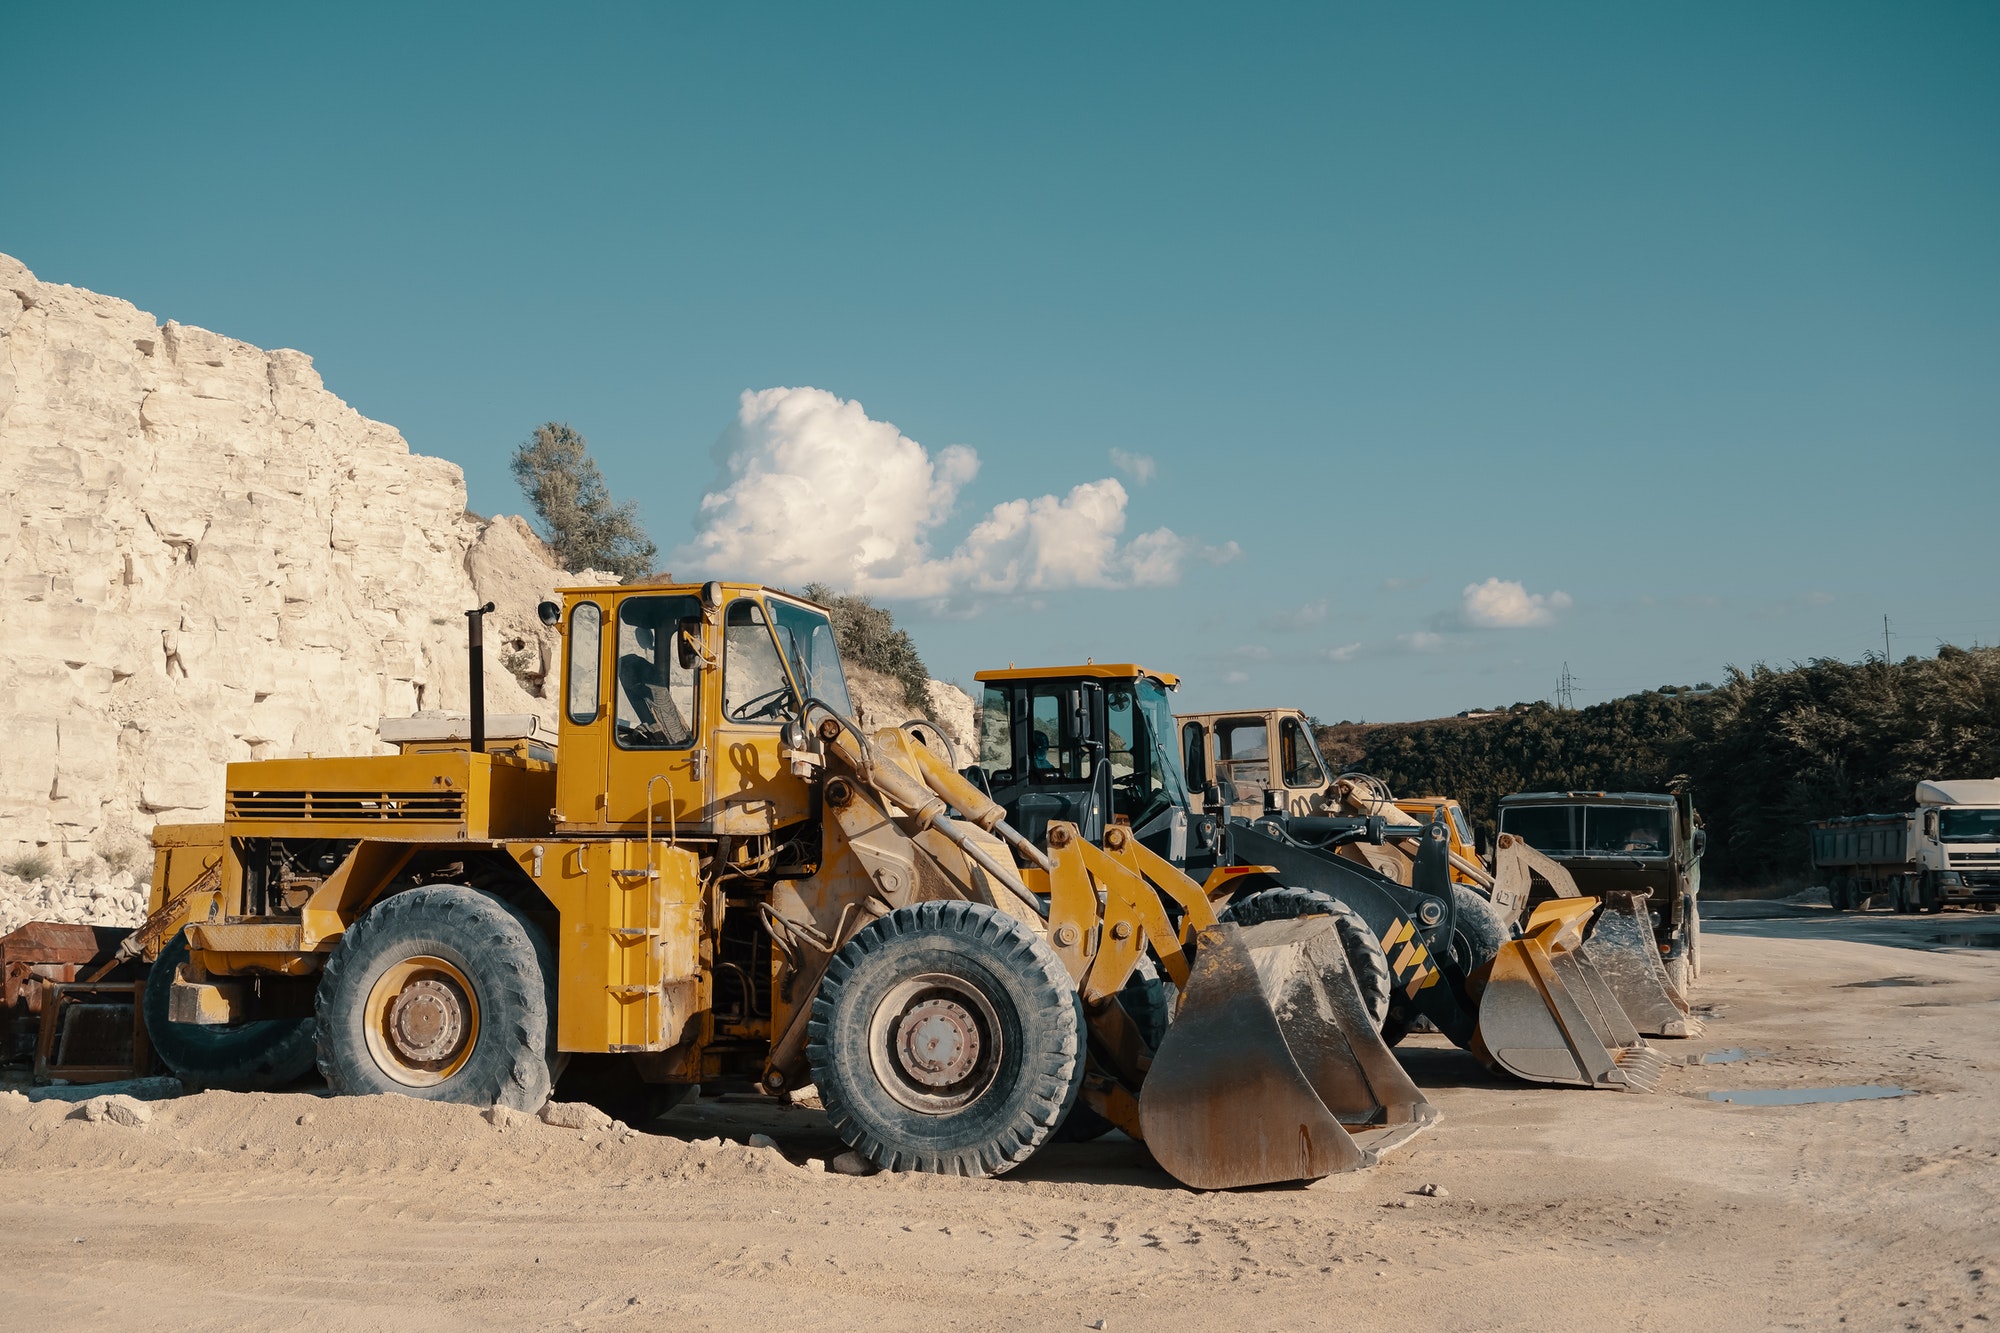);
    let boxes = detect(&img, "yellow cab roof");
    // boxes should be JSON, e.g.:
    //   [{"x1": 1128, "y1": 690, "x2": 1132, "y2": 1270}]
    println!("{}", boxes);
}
[
  {"x1": 553, "y1": 581, "x2": 827, "y2": 609},
  {"x1": 974, "y1": 663, "x2": 1180, "y2": 689}
]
